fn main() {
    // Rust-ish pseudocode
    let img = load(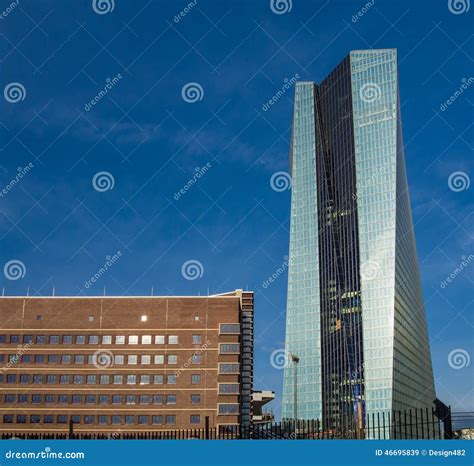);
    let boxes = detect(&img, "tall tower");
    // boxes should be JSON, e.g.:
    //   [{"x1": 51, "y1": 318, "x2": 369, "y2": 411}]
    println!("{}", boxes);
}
[{"x1": 282, "y1": 49, "x2": 435, "y2": 436}]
